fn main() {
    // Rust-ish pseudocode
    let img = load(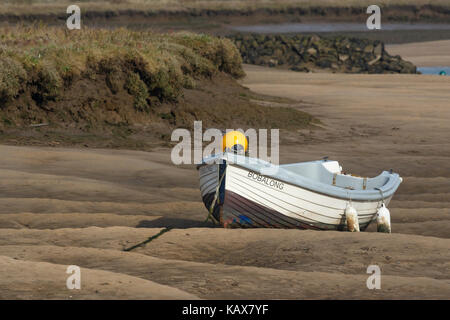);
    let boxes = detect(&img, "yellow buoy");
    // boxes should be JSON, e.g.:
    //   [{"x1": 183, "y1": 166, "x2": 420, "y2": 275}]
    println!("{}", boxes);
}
[{"x1": 222, "y1": 131, "x2": 248, "y2": 154}]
